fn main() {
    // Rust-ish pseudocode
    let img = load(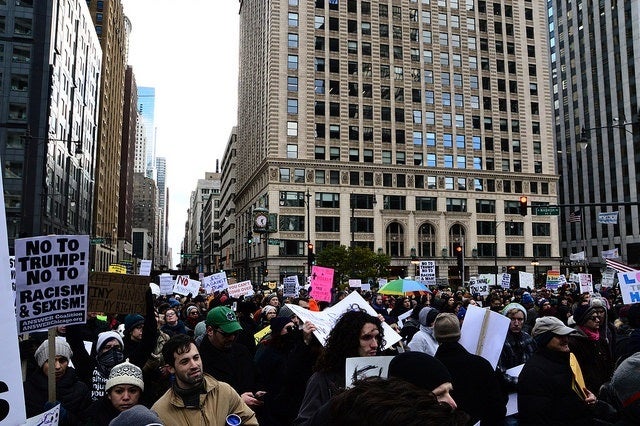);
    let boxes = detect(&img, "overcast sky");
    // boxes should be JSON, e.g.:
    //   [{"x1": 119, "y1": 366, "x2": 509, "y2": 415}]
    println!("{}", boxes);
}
[{"x1": 121, "y1": 0, "x2": 239, "y2": 264}]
